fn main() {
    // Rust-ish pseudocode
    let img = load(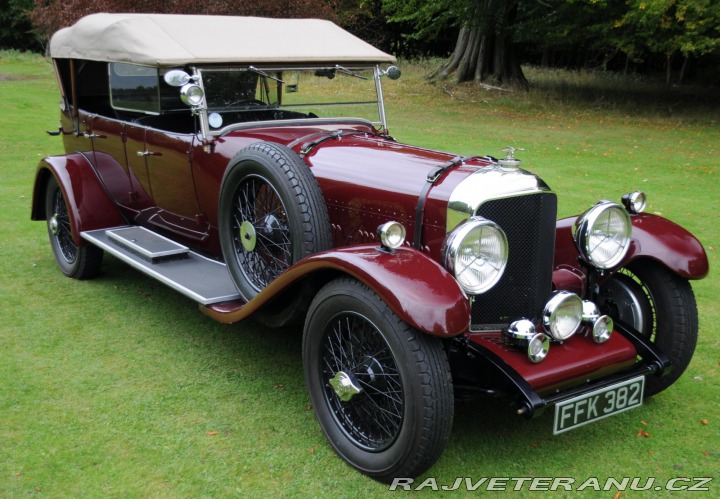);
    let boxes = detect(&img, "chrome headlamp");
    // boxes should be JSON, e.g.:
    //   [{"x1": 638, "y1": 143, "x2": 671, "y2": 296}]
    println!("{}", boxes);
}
[
  {"x1": 573, "y1": 201, "x2": 632, "y2": 270},
  {"x1": 543, "y1": 291, "x2": 583, "y2": 341},
  {"x1": 621, "y1": 191, "x2": 646, "y2": 214},
  {"x1": 582, "y1": 300, "x2": 613, "y2": 344},
  {"x1": 180, "y1": 83, "x2": 205, "y2": 106},
  {"x1": 377, "y1": 221, "x2": 406, "y2": 250},
  {"x1": 442, "y1": 217, "x2": 508, "y2": 295},
  {"x1": 503, "y1": 319, "x2": 550, "y2": 363}
]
